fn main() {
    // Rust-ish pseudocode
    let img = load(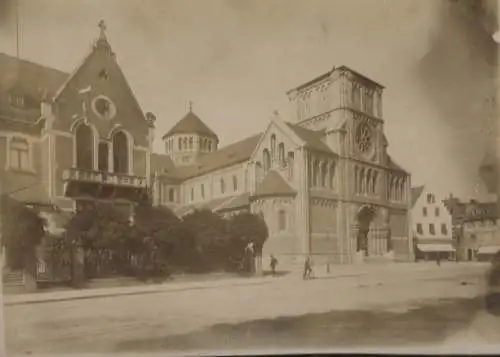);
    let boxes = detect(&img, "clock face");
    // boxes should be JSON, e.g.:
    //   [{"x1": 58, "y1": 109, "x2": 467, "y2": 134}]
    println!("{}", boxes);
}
[
  {"x1": 92, "y1": 96, "x2": 116, "y2": 119},
  {"x1": 355, "y1": 122, "x2": 373, "y2": 154}
]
